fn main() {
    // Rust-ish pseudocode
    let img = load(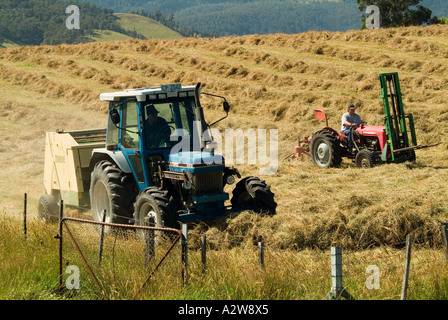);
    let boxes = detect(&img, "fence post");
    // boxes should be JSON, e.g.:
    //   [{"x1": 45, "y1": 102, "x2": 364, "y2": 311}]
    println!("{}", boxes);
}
[
  {"x1": 23, "y1": 193, "x2": 27, "y2": 239},
  {"x1": 98, "y1": 210, "x2": 106, "y2": 266},
  {"x1": 258, "y1": 241, "x2": 265, "y2": 270},
  {"x1": 325, "y1": 247, "x2": 354, "y2": 300},
  {"x1": 201, "y1": 234, "x2": 207, "y2": 274},
  {"x1": 401, "y1": 235, "x2": 412, "y2": 300},
  {"x1": 181, "y1": 223, "x2": 188, "y2": 286},
  {"x1": 440, "y1": 225, "x2": 448, "y2": 261},
  {"x1": 58, "y1": 200, "x2": 64, "y2": 294}
]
